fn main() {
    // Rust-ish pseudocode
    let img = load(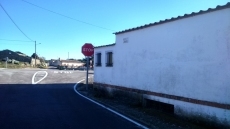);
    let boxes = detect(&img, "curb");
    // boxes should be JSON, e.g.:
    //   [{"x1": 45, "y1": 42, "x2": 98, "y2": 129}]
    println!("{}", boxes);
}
[
  {"x1": 81, "y1": 88, "x2": 154, "y2": 128},
  {"x1": 74, "y1": 82, "x2": 151, "y2": 129}
]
